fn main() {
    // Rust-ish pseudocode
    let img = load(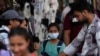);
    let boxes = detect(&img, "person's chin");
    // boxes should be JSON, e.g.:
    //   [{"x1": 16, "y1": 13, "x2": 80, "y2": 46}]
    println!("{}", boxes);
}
[{"x1": 14, "y1": 53, "x2": 22, "y2": 56}]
